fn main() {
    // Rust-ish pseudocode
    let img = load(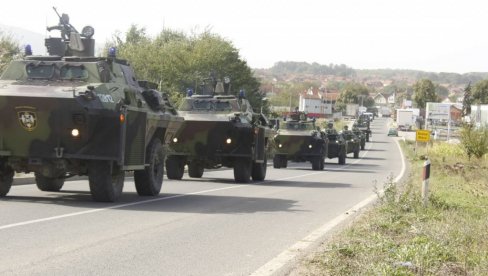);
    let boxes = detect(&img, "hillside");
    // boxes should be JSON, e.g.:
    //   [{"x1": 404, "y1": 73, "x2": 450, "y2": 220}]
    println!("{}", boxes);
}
[{"x1": 255, "y1": 61, "x2": 488, "y2": 87}]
